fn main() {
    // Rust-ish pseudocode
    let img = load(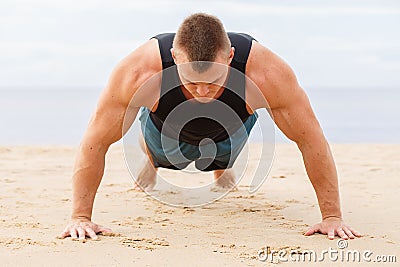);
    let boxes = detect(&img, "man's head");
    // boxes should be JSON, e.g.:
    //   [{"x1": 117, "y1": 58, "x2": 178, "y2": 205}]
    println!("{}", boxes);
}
[
  {"x1": 171, "y1": 13, "x2": 235, "y2": 100},
  {"x1": 172, "y1": 13, "x2": 234, "y2": 67}
]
